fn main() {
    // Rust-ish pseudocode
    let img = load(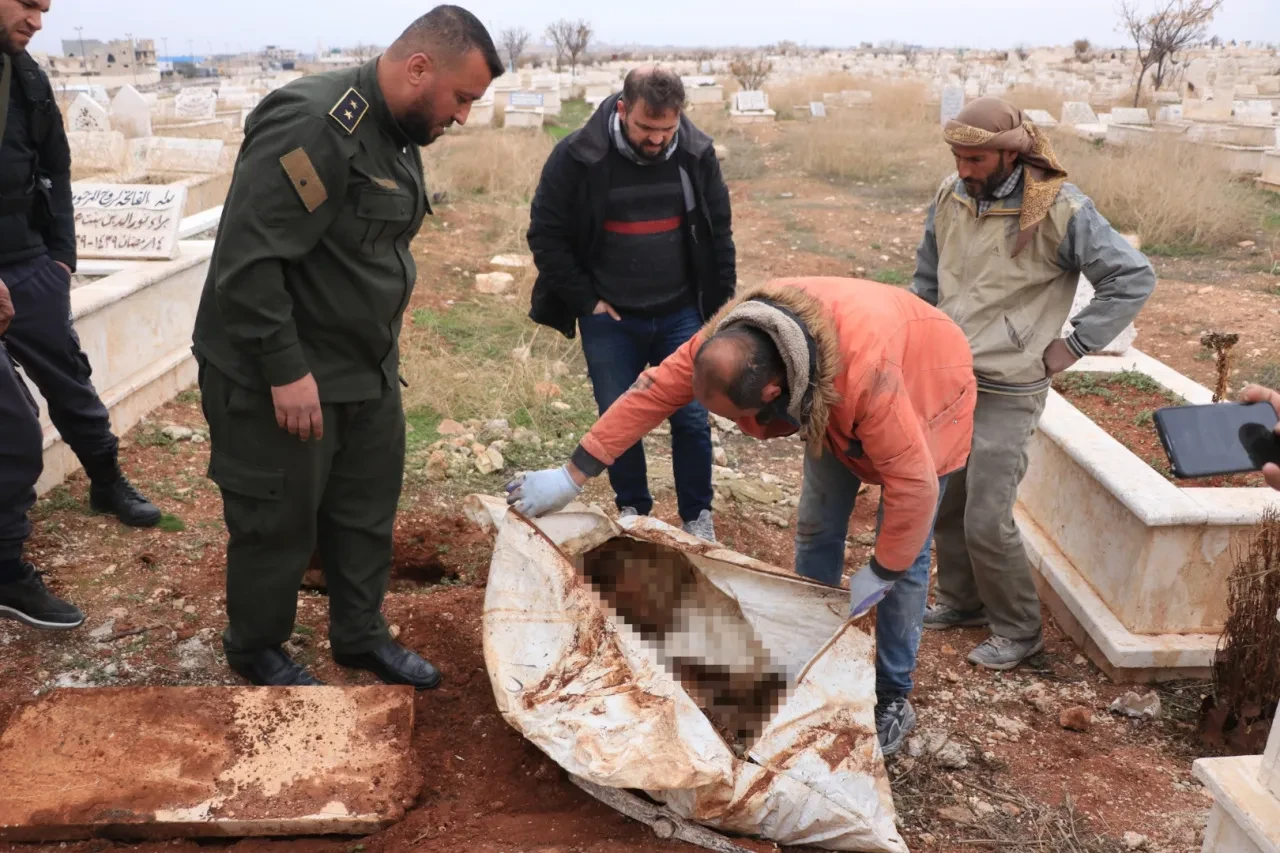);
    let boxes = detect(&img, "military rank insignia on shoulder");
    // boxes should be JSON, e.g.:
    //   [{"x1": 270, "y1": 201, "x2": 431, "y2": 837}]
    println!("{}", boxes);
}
[{"x1": 329, "y1": 87, "x2": 369, "y2": 135}]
